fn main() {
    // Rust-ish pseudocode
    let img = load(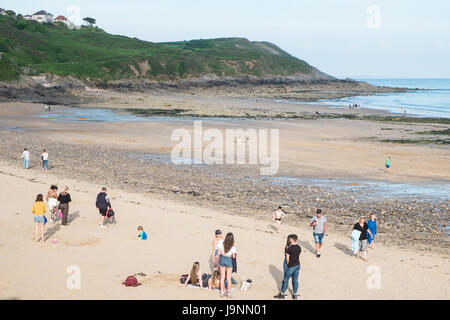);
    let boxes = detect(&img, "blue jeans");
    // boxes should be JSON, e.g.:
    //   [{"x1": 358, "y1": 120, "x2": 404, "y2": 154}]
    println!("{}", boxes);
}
[
  {"x1": 23, "y1": 159, "x2": 29, "y2": 169},
  {"x1": 42, "y1": 160, "x2": 48, "y2": 169},
  {"x1": 281, "y1": 264, "x2": 300, "y2": 294},
  {"x1": 313, "y1": 232, "x2": 324, "y2": 244}
]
